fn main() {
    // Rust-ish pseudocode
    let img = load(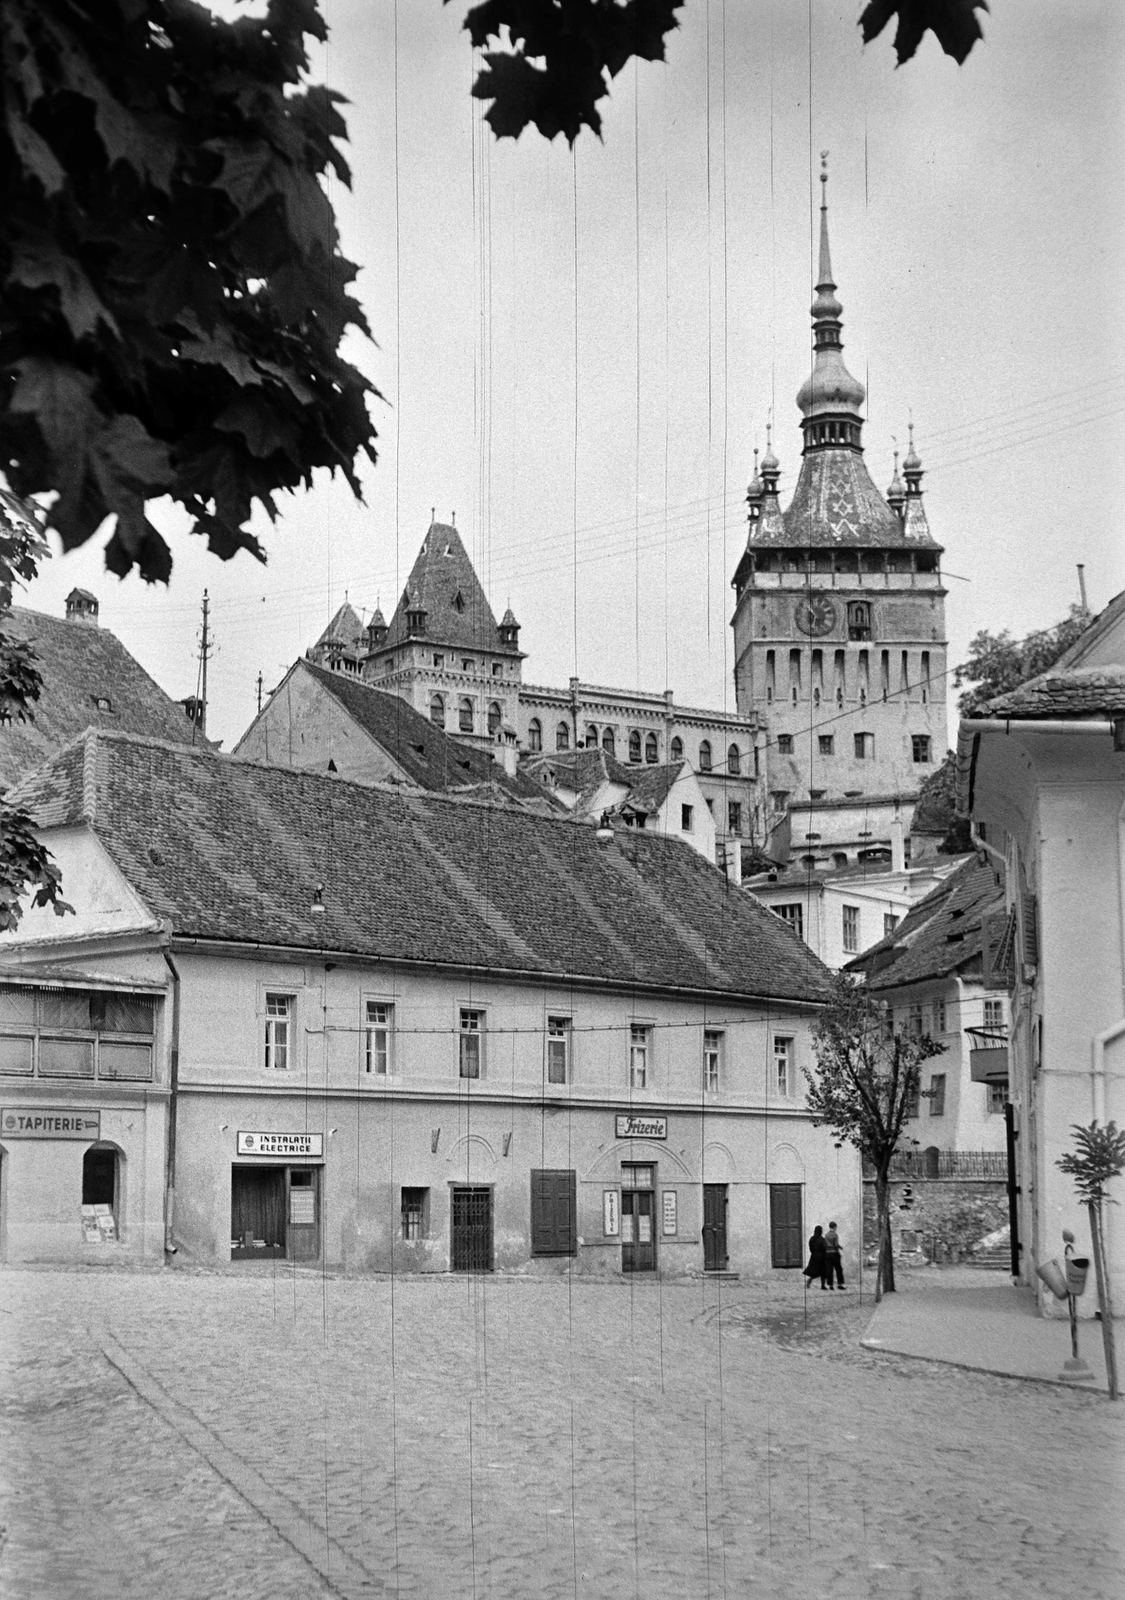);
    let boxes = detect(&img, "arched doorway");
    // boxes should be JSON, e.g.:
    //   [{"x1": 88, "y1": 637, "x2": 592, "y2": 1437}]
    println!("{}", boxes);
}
[{"x1": 82, "y1": 1144, "x2": 121, "y2": 1242}]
